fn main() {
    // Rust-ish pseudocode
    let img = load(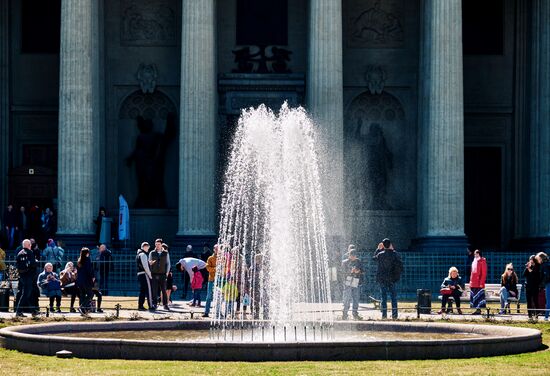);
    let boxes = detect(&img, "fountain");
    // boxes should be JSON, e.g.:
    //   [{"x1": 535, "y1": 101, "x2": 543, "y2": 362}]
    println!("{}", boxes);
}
[
  {"x1": 211, "y1": 103, "x2": 333, "y2": 335},
  {"x1": 0, "y1": 104, "x2": 542, "y2": 360}
]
